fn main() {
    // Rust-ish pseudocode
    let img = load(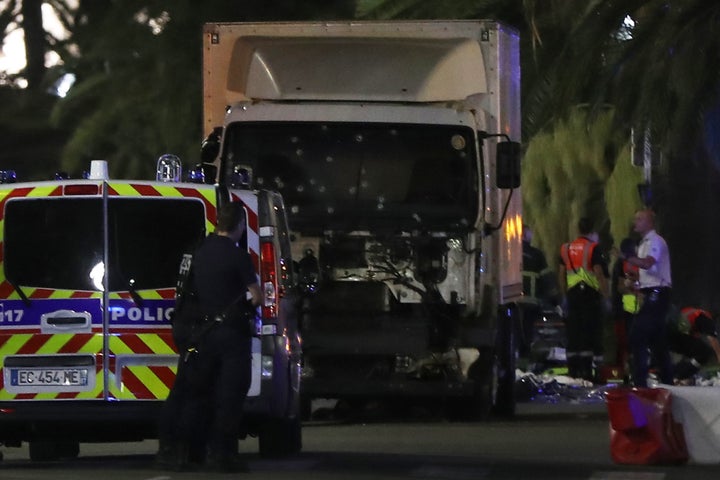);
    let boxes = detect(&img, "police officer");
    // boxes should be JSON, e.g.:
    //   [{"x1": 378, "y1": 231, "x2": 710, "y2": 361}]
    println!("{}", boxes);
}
[
  {"x1": 624, "y1": 208, "x2": 673, "y2": 387},
  {"x1": 558, "y1": 218, "x2": 609, "y2": 382},
  {"x1": 519, "y1": 224, "x2": 558, "y2": 355},
  {"x1": 182, "y1": 201, "x2": 262, "y2": 472}
]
